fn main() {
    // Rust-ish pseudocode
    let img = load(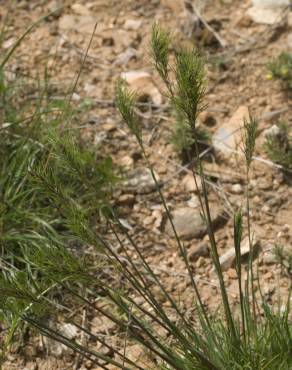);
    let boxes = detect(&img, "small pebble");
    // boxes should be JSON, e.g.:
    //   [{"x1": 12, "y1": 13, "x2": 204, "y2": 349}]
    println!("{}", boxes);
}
[
  {"x1": 231, "y1": 183, "x2": 243, "y2": 194},
  {"x1": 282, "y1": 224, "x2": 290, "y2": 233},
  {"x1": 196, "y1": 256, "x2": 206, "y2": 268},
  {"x1": 263, "y1": 271, "x2": 273, "y2": 280},
  {"x1": 85, "y1": 360, "x2": 93, "y2": 369},
  {"x1": 262, "y1": 204, "x2": 270, "y2": 213},
  {"x1": 226, "y1": 268, "x2": 237, "y2": 279}
]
